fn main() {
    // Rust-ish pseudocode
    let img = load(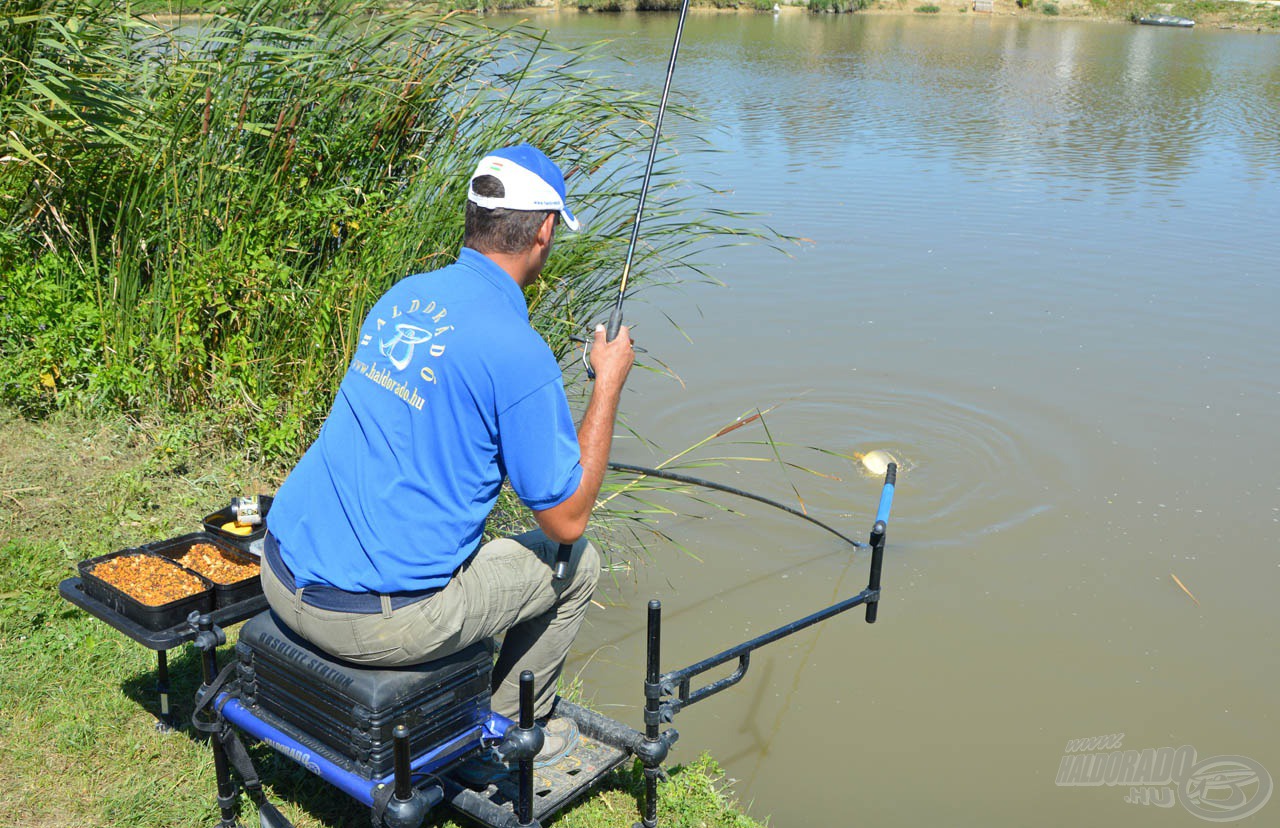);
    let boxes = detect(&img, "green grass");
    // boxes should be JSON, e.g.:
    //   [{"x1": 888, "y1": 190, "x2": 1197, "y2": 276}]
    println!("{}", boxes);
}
[
  {"x1": 0, "y1": 409, "x2": 768, "y2": 827},
  {"x1": 914, "y1": 3, "x2": 940, "y2": 10}
]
